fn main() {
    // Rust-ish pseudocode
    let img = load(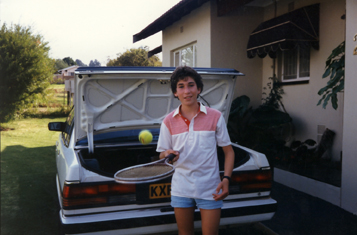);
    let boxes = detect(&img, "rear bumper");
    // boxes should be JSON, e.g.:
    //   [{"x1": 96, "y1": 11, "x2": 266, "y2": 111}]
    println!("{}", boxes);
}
[{"x1": 60, "y1": 198, "x2": 277, "y2": 235}]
